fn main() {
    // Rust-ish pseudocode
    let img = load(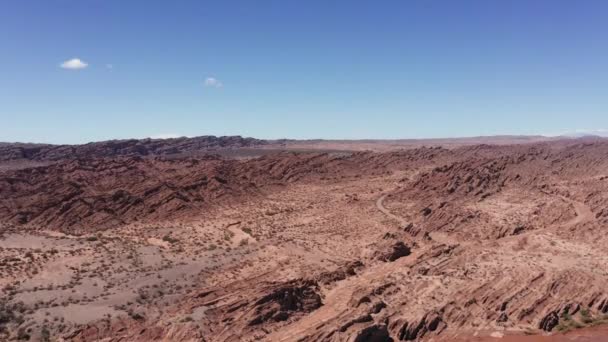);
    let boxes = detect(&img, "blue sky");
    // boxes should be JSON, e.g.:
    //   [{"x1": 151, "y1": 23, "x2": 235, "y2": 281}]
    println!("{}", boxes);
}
[{"x1": 1, "y1": 0, "x2": 607, "y2": 144}]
